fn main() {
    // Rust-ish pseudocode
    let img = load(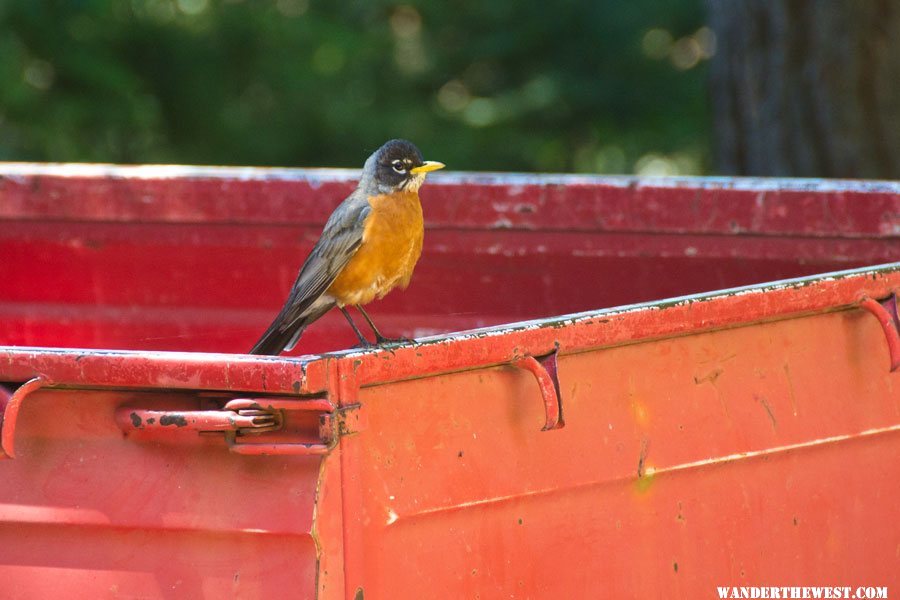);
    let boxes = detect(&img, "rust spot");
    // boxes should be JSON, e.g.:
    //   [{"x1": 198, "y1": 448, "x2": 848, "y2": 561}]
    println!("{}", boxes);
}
[
  {"x1": 147, "y1": 417, "x2": 156, "y2": 425},
  {"x1": 693, "y1": 367, "x2": 723, "y2": 385},
  {"x1": 129, "y1": 412, "x2": 142, "y2": 428},
  {"x1": 694, "y1": 367, "x2": 728, "y2": 417},
  {"x1": 292, "y1": 381, "x2": 301, "y2": 394},
  {"x1": 637, "y1": 438, "x2": 650, "y2": 478},
  {"x1": 354, "y1": 588, "x2": 364, "y2": 600},
  {"x1": 757, "y1": 395, "x2": 777, "y2": 430},
  {"x1": 160, "y1": 414, "x2": 188, "y2": 427},
  {"x1": 457, "y1": 450, "x2": 463, "y2": 458},
  {"x1": 783, "y1": 363, "x2": 799, "y2": 416},
  {"x1": 673, "y1": 562, "x2": 679, "y2": 573}
]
